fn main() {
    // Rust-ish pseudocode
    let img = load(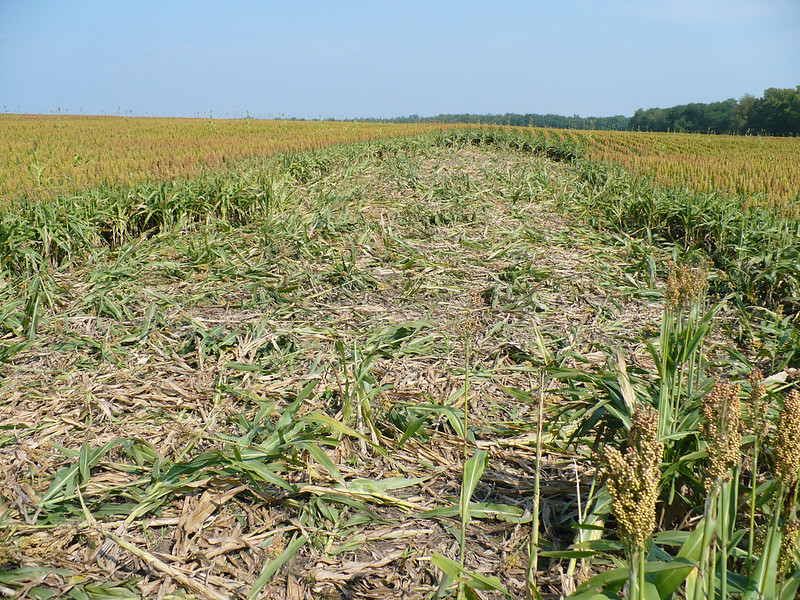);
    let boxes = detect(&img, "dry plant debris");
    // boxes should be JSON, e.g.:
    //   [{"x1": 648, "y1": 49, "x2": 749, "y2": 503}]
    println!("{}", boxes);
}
[{"x1": 1, "y1": 134, "x2": 731, "y2": 599}]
